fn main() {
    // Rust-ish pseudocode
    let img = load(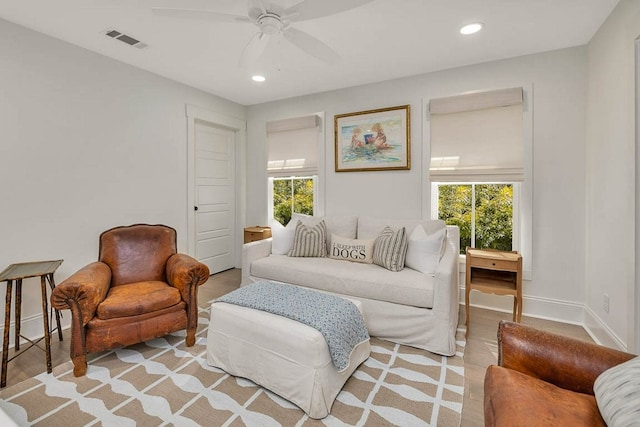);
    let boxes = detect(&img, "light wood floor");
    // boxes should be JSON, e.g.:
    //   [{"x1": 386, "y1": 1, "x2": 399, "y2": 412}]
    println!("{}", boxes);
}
[{"x1": 1, "y1": 269, "x2": 595, "y2": 426}]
